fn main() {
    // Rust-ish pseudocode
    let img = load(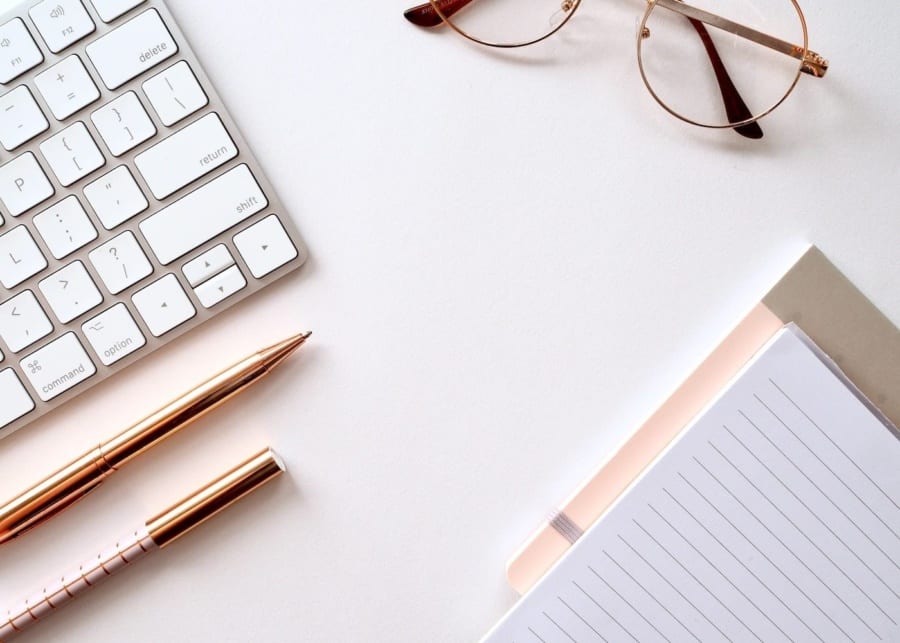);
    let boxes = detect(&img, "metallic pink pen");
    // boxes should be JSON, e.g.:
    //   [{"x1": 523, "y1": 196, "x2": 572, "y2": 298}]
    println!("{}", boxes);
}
[{"x1": 1, "y1": 448, "x2": 285, "y2": 641}]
